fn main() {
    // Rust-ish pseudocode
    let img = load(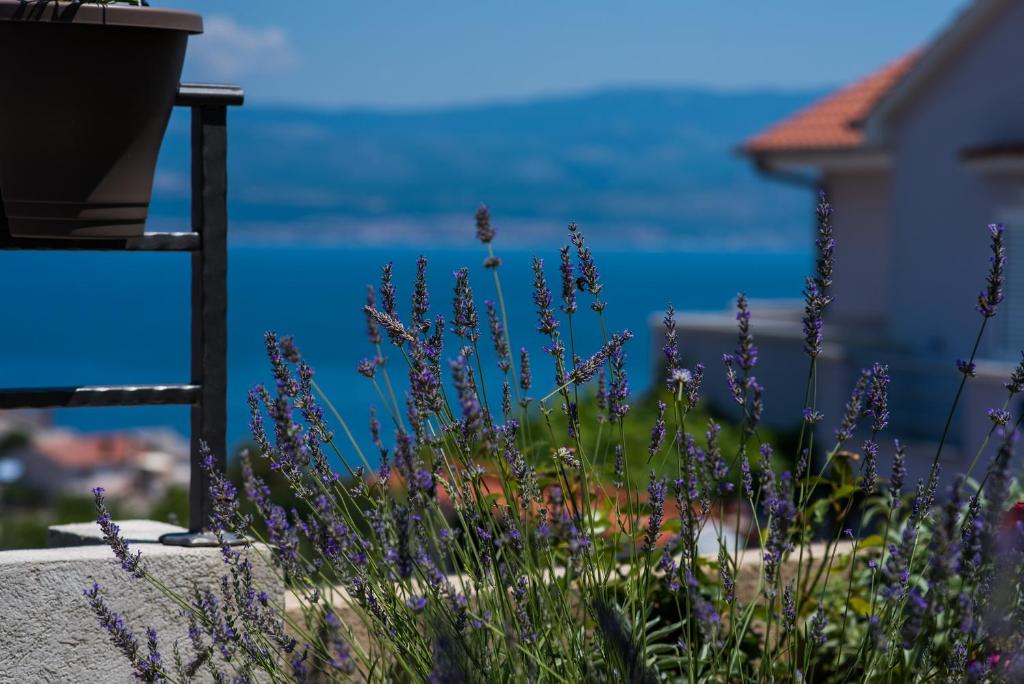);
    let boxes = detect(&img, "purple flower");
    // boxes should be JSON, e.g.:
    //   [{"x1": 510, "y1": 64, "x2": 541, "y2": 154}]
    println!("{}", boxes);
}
[
  {"x1": 657, "y1": 548, "x2": 680, "y2": 593},
  {"x1": 740, "y1": 451, "x2": 754, "y2": 499},
  {"x1": 559, "y1": 245, "x2": 577, "y2": 315},
  {"x1": 958, "y1": 358, "x2": 977, "y2": 377},
  {"x1": 511, "y1": 576, "x2": 537, "y2": 643},
  {"x1": 761, "y1": 471, "x2": 796, "y2": 597},
  {"x1": 411, "y1": 255, "x2": 430, "y2": 333},
  {"x1": 451, "y1": 267, "x2": 479, "y2": 341},
  {"x1": 531, "y1": 257, "x2": 559, "y2": 336},
  {"x1": 890, "y1": 439, "x2": 906, "y2": 505},
  {"x1": 809, "y1": 606, "x2": 828, "y2": 646},
  {"x1": 364, "y1": 284, "x2": 382, "y2": 346},
  {"x1": 782, "y1": 582, "x2": 796, "y2": 631},
  {"x1": 723, "y1": 354, "x2": 744, "y2": 405},
  {"x1": 607, "y1": 347, "x2": 631, "y2": 421},
  {"x1": 663, "y1": 304, "x2": 680, "y2": 373},
  {"x1": 380, "y1": 262, "x2": 397, "y2": 318},
  {"x1": 92, "y1": 487, "x2": 144, "y2": 578},
  {"x1": 801, "y1": 191, "x2": 835, "y2": 358},
  {"x1": 613, "y1": 445, "x2": 625, "y2": 489},
  {"x1": 643, "y1": 473, "x2": 667, "y2": 553},
  {"x1": 648, "y1": 401, "x2": 667, "y2": 459},
  {"x1": 669, "y1": 367, "x2": 692, "y2": 396},
  {"x1": 84, "y1": 584, "x2": 166, "y2": 681},
  {"x1": 406, "y1": 595, "x2": 428, "y2": 613},
  {"x1": 240, "y1": 450, "x2": 272, "y2": 516},
  {"x1": 568, "y1": 222, "x2": 604, "y2": 311},
  {"x1": 802, "y1": 408, "x2": 823, "y2": 424},
  {"x1": 519, "y1": 347, "x2": 532, "y2": 394},
  {"x1": 861, "y1": 439, "x2": 879, "y2": 494},
  {"x1": 264, "y1": 330, "x2": 299, "y2": 397},
  {"x1": 363, "y1": 306, "x2": 415, "y2": 345},
  {"x1": 977, "y1": 223, "x2": 1005, "y2": 318},
  {"x1": 357, "y1": 358, "x2": 376, "y2": 378},
  {"x1": 706, "y1": 421, "x2": 731, "y2": 494},
  {"x1": 719, "y1": 548, "x2": 735, "y2": 603},
  {"x1": 864, "y1": 363, "x2": 890, "y2": 433},
  {"x1": 987, "y1": 407, "x2": 1011, "y2": 426},
  {"x1": 569, "y1": 330, "x2": 633, "y2": 385},
  {"x1": 734, "y1": 293, "x2": 758, "y2": 371},
  {"x1": 475, "y1": 204, "x2": 494, "y2": 244},
  {"x1": 901, "y1": 587, "x2": 927, "y2": 648},
  {"x1": 815, "y1": 190, "x2": 835, "y2": 290},
  {"x1": 485, "y1": 300, "x2": 511, "y2": 373},
  {"x1": 835, "y1": 367, "x2": 871, "y2": 443},
  {"x1": 450, "y1": 355, "x2": 482, "y2": 440},
  {"x1": 1007, "y1": 353, "x2": 1024, "y2": 393}
]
